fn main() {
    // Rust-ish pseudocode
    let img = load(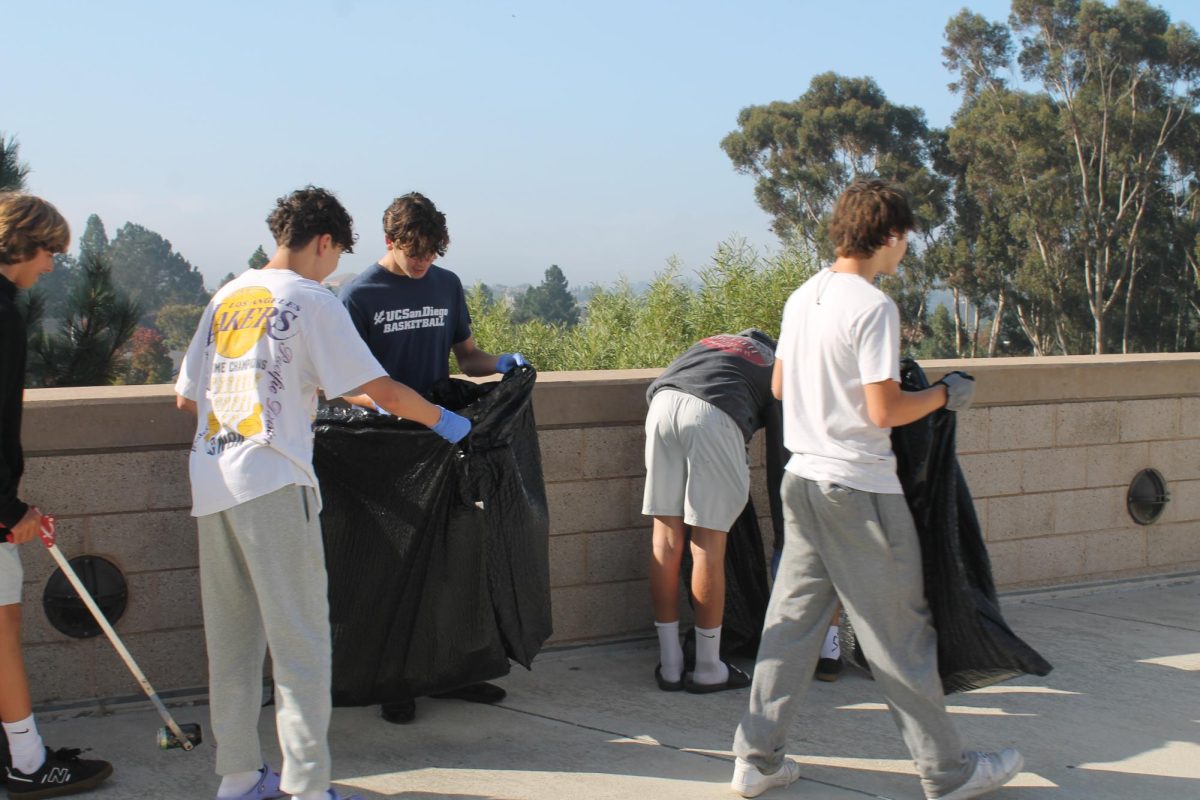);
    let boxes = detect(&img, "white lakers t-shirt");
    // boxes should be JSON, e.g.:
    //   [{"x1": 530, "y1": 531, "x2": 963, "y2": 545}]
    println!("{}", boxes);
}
[
  {"x1": 776, "y1": 268, "x2": 903, "y2": 494},
  {"x1": 175, "y1": 268, "x2": 387, "y2": 517}
]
